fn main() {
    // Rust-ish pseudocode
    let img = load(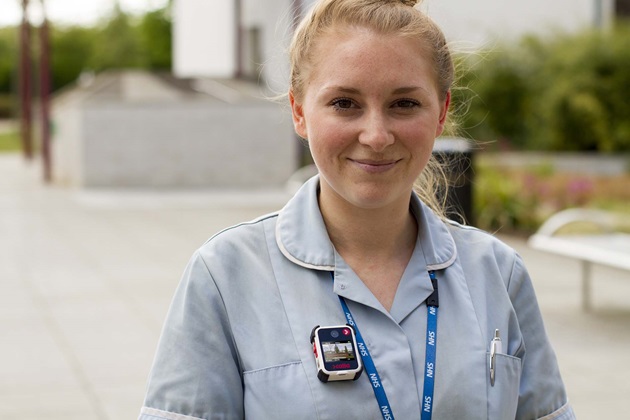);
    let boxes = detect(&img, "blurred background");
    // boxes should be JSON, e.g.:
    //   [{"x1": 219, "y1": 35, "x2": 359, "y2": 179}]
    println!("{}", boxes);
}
[
  {"x1": 0, "y1": 0, "x2": 629, "y2": 419},
  {"x1": 0, "y1": 0, "x2": 628, "y2": 226}
]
